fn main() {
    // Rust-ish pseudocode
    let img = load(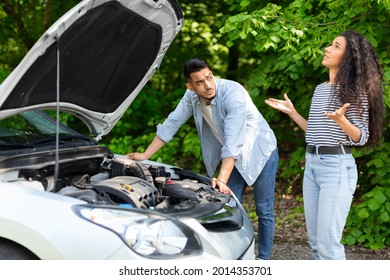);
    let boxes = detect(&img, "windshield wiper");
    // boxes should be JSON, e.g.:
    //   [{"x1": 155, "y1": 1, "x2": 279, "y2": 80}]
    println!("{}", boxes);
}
[
  {"x1": 0, "y1": 141, "x2": 35, "y2": 149},
  {"x1": 56, "y1": 135, "x2": 95, "y2": 143},
  {"x1": 28, "y1": 135, "x2": 95, "y2": 146}
]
